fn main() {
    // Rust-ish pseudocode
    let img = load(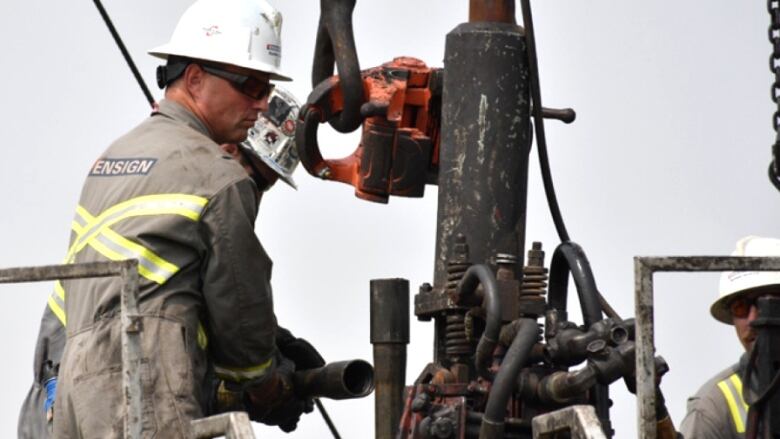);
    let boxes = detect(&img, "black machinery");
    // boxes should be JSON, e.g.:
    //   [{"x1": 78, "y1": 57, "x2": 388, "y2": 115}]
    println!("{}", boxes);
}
[{"x1": 296, "y1": 1, "x2": 677, "y2": 438}]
